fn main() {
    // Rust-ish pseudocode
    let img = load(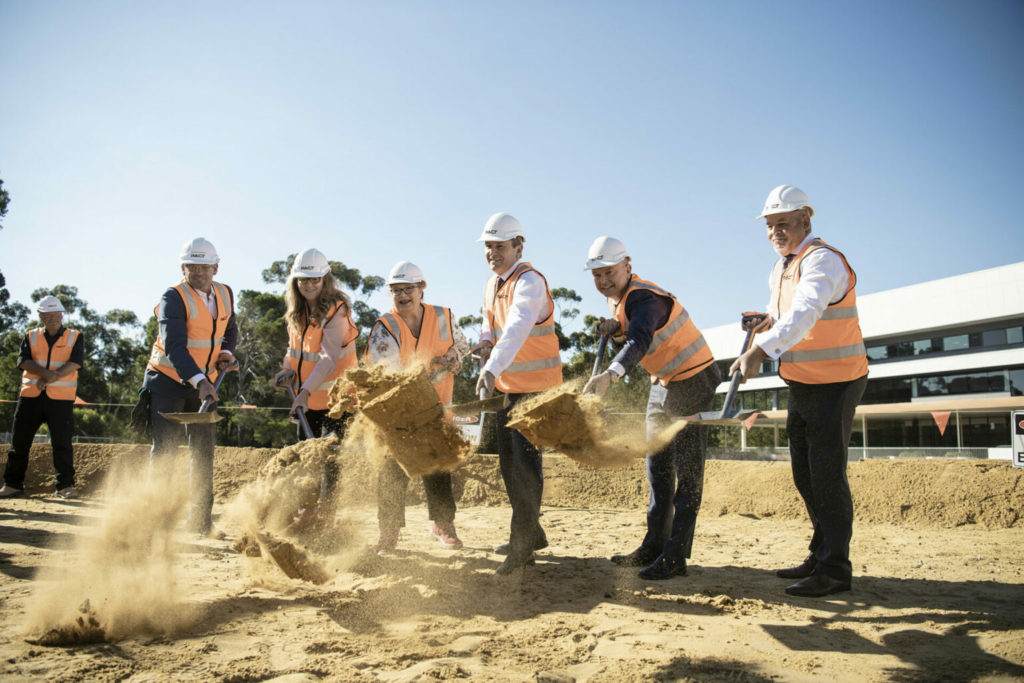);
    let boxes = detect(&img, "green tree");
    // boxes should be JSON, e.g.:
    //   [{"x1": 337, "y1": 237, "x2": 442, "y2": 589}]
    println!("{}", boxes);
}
[
  {"x1": 0, "y1": 176, "x2": 10, "y2": 229},
  {"x1": 0, "y1": 271, "x2": 31, "y2": 430}
]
